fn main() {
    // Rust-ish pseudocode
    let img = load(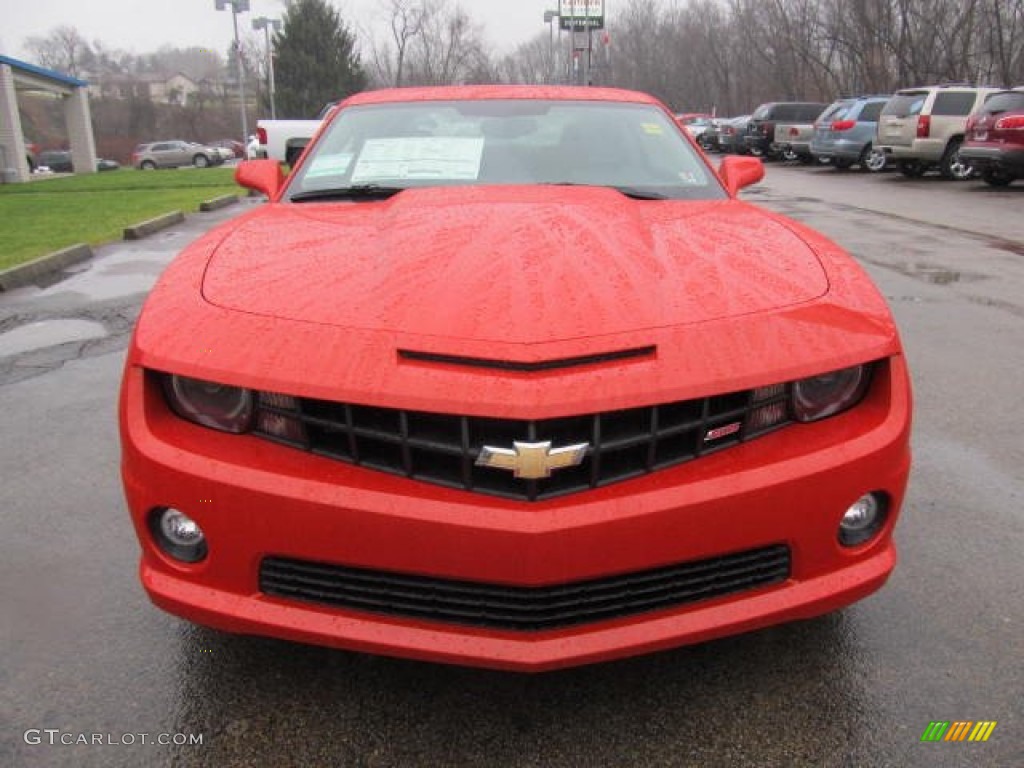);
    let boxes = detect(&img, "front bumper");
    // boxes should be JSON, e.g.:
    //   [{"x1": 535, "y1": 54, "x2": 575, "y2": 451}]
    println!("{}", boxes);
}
[{"x1": 121, "y1": 358, "x2": 912, "y2": 671}]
